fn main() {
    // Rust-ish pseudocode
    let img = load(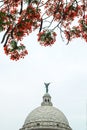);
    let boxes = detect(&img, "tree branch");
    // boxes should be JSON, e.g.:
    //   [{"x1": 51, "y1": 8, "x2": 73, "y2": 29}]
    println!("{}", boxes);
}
[
  {"x1": 39, "y1": 18, "x2": 43, "y2": 32},
  {"x1": 3, "y1": 34, "x2": 10, "y2": 47},
  {"x1": 1, "y1": 27, "x2": 10, "y2": 43},
  {"x1": 19, "y1": 0, "x2": 23, "y2": 14}
]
